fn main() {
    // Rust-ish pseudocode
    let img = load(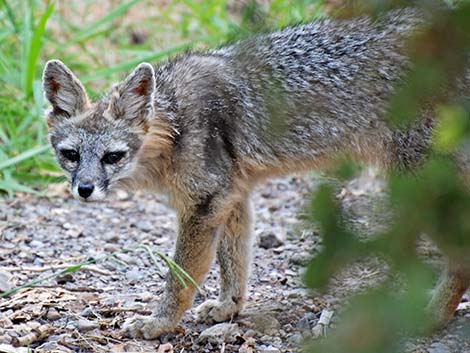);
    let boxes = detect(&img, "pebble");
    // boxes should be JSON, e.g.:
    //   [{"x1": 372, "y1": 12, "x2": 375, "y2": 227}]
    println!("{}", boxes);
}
[
  {"x1": 103, "y1": 243, "x2": 119, "y2": 252},
  {"x1": 80, "y1": 307, "x2": 95, "y2": 317},
  {"x1": 428, "y1": 342, "x2": 451, "y2": 353},
  {"x1": 103, "y1": 232, "x2": 119, "y2": 242},
  {"x1": 0, "y1": 271, "x2": 12, "y2": 292},
  {"x1": 78, "y1": 318, "x2": 99, "y2": 332},
  {"x1": 257, "y1": 346, "x2": 281, "y2": 353},
  {"x1": 287, "y1": 333, "x2": 303, "y2": 346},
  {"x1": 249, "y1": 314, "x2": 280, "y2": 335},
  {"x1": 260, "y1": 336, "x2": 283, "y2": 347},
  {"x1": 140, "y1": 291, "x2": 154, "y2": 302},
  {"x1": 29, "y1": 240, "x2": 44, "y2": 248},
  {"x1": 126, "y1": 268, "x2": 144, "y2": 283},
  {"x1": 198, "y1": 323, "x2": 240, "y2": 344},
  {"x1": 135, "y1": 220, "x2": 153, "y2": 232},
  {"x1": 259, "y1": 232, "x2": 284, "y2": 249},
  {"x1": 244, "y1": 329, "x2": 257, "y2": 338},
  {"x1": 296, "y1": 315, "x2": 311, "y2": 332},
  {"x1": 46, "y1": 308, "x2": 61, "y2": 321},
  {"x1": 289, "y1": 252, "x2": 311, "y2": 266},
  {"x1": 286, "y1": 288, "x2": 308, "y2": 299}
]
